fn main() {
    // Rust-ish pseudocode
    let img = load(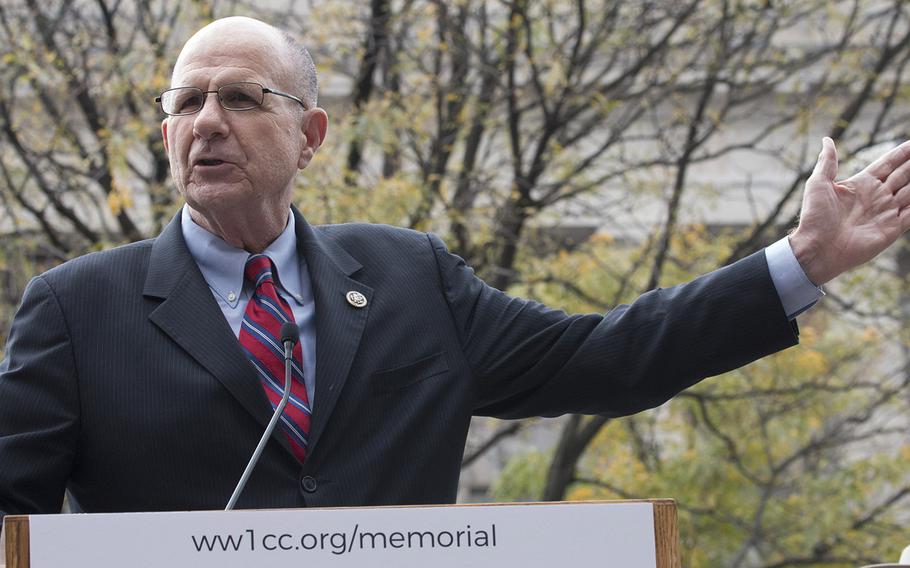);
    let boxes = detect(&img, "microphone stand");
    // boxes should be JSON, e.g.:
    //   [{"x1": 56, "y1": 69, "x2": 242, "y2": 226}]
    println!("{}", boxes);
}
[{"x1": 226, "y1": 322, "x2": 300, "y2": 511}]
